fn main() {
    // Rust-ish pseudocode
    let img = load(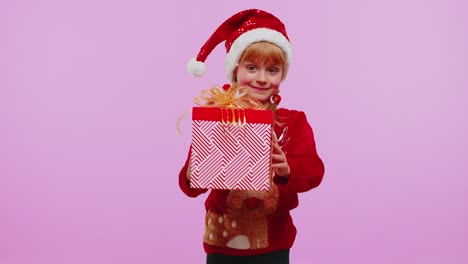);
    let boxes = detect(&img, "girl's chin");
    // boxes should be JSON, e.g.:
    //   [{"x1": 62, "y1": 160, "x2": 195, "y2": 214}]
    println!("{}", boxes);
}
[
  {"x1": 251, "y1": 97, "x2": 270, "y2": 105},
  {"x1": 250, "y1": 91, "x2": 271, "y2": 97}
]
